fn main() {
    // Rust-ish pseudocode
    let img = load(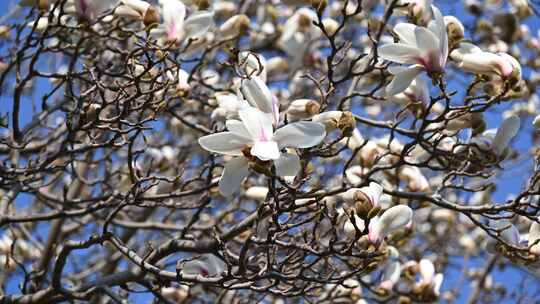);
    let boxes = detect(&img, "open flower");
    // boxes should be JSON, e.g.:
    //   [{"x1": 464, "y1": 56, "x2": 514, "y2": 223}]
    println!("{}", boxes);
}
[
  {"x1": 155, "y1": 0, "x2": 214, "y2": 44},
  {"x1": 470, "y1": 115, "x2": 520, "y2": 157},
  {"x1": 368, "y1": 205, "x2": 413, "y2": 244},
  {"x1": 378, "y1": 5, "x2": 448, "y2": 95},
  {"x1": 198, "y1": 107, "x2": 326, "y2": 196}
]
